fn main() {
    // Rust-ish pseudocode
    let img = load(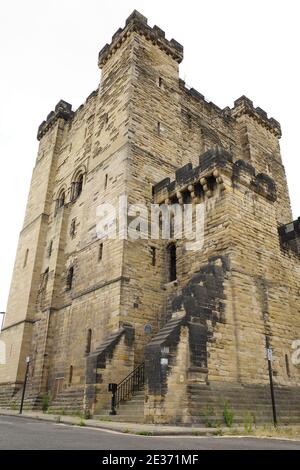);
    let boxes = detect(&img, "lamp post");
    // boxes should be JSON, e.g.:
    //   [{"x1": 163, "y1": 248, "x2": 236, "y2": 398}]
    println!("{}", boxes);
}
[{"x1": 19, "y1": 356, "x2": 30, "y2": 415}]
